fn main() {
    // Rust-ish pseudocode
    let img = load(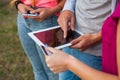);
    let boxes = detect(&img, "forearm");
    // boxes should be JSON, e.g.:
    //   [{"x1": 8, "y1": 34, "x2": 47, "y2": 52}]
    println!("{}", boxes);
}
[
  {"x1": 67, "y1": 56, "x2": 118, "y2": 80},
  {"x1": 117, "y1": 19, "x2": 120, "y2": 79},
  {"x1": 49, "y1": 0, "x2": 66, "y2": 15}
]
